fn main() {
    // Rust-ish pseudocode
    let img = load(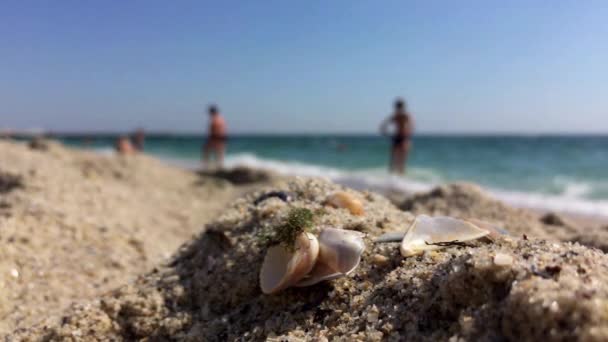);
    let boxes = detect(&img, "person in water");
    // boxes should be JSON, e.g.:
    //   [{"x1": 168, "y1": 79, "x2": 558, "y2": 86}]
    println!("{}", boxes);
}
[
  {"x1": 132, "y1": 128, "x2": 145, "y2": 151},
  {"x1": 115, "y1": 136, "x2": 136, "y2": 155},
  {"x1": 202, "y1": 104, "x2": 227, "y2": 169},
  {"x1": 380, "y1": 98, "x2": 414, "y2": 174}
]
